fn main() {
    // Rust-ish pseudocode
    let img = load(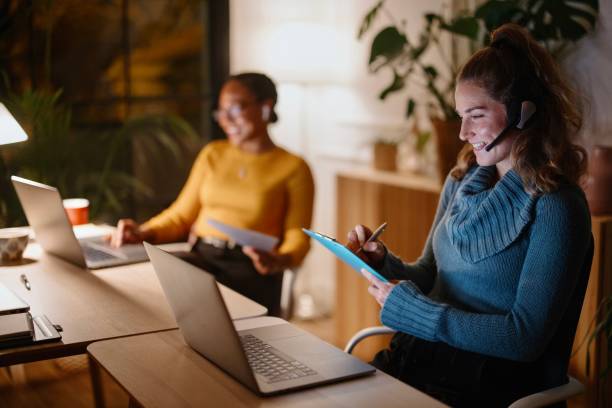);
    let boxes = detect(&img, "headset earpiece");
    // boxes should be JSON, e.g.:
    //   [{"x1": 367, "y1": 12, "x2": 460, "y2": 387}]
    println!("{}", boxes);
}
[
  {"x1": 262, "y1": 105, "x2": 271, "y2": 121},
  {"x1": 485, "y1": 99, "x2": 537, "y2": 152}
]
